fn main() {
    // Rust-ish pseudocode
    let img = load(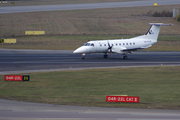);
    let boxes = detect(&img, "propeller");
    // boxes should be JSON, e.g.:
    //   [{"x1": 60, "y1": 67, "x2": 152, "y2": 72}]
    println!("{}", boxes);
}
[{"x1": 107, "y1": 41, "x2": 113, "y2": 55}]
